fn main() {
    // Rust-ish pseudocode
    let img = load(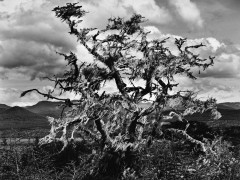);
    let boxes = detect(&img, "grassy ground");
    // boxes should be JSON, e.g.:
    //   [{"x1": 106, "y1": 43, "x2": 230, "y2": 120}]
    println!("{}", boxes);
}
[{"x1": 1, "y1": 122, "x2": 240, "y2": 179}]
